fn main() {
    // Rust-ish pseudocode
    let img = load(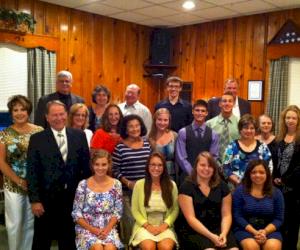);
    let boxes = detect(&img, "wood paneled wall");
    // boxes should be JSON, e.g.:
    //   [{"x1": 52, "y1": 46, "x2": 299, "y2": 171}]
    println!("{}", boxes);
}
[
  {"x1": 171, "y1": 8, "x2": 300, "y2": 117},
  {"x1": 0, "y1": 0, "x2": 156, "y2": 109},
  {"x1": 1, "y1": 0, "x2": 300, "y2": 116}
]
